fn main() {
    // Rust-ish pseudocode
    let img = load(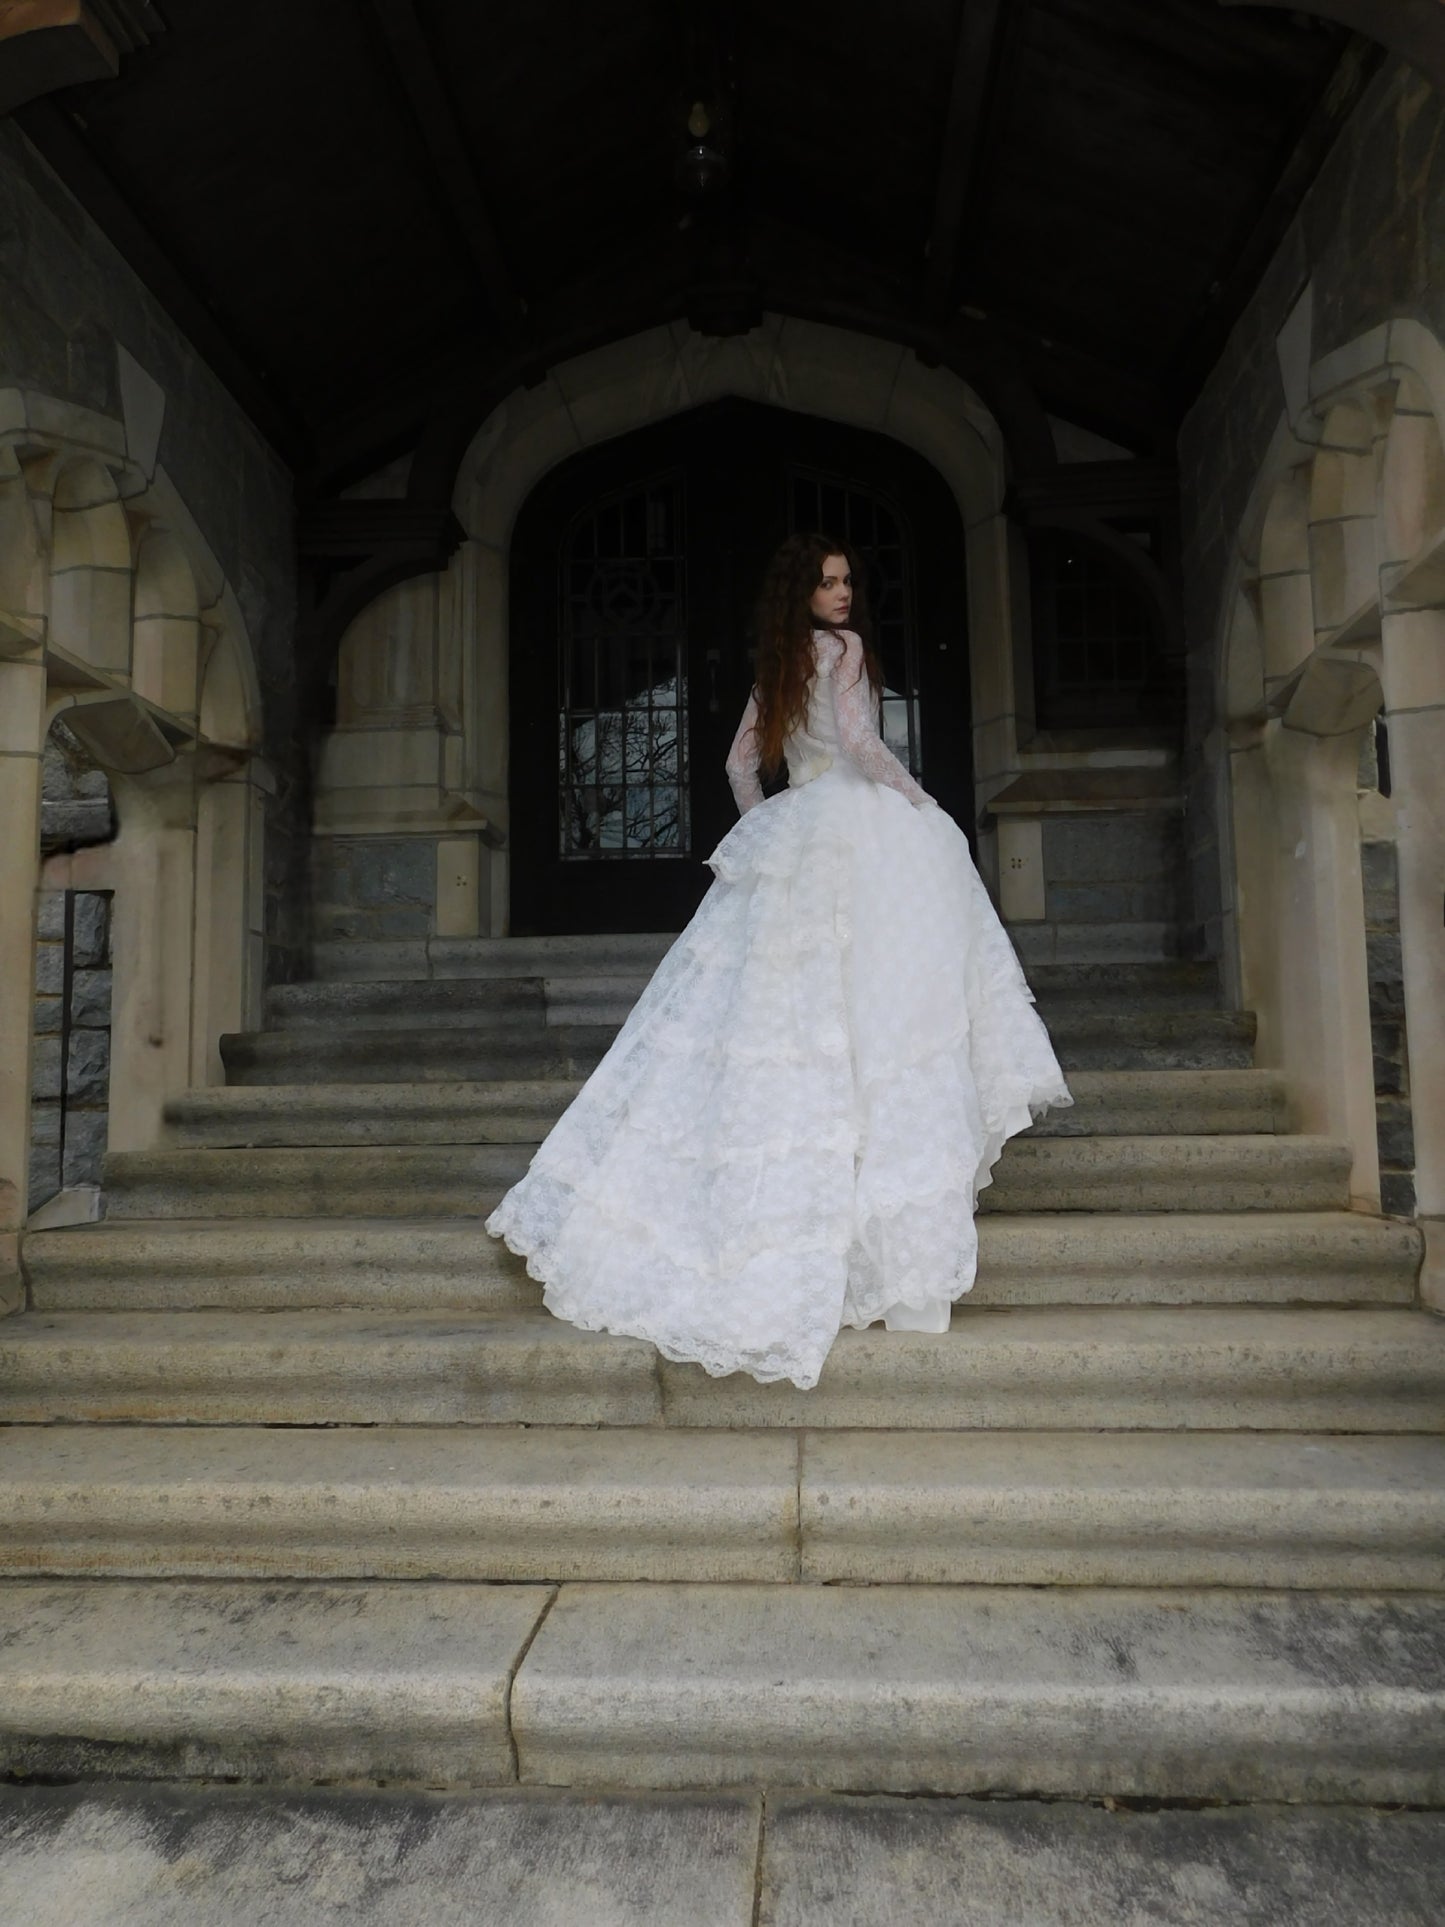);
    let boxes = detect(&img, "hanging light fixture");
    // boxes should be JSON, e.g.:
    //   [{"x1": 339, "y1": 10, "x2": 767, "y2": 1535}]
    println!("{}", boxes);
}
[{"x1": 677, "y1": 100, "x2": 727, "y2": 198}]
